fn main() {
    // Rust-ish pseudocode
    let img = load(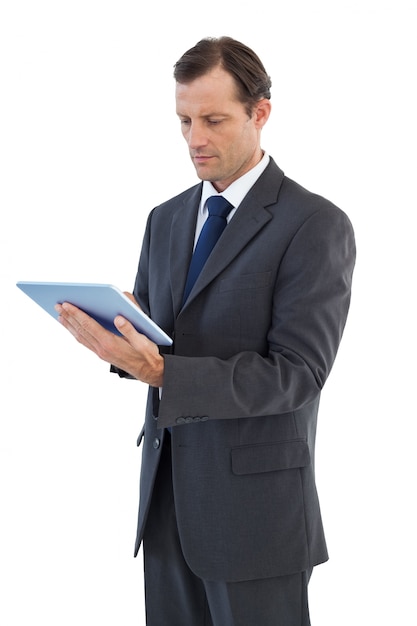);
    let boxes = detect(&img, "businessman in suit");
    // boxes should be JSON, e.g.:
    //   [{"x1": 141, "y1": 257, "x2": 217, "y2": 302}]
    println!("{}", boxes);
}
[{"x1": 56, "y1": 37, "x2": 356, "y2": 625}]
